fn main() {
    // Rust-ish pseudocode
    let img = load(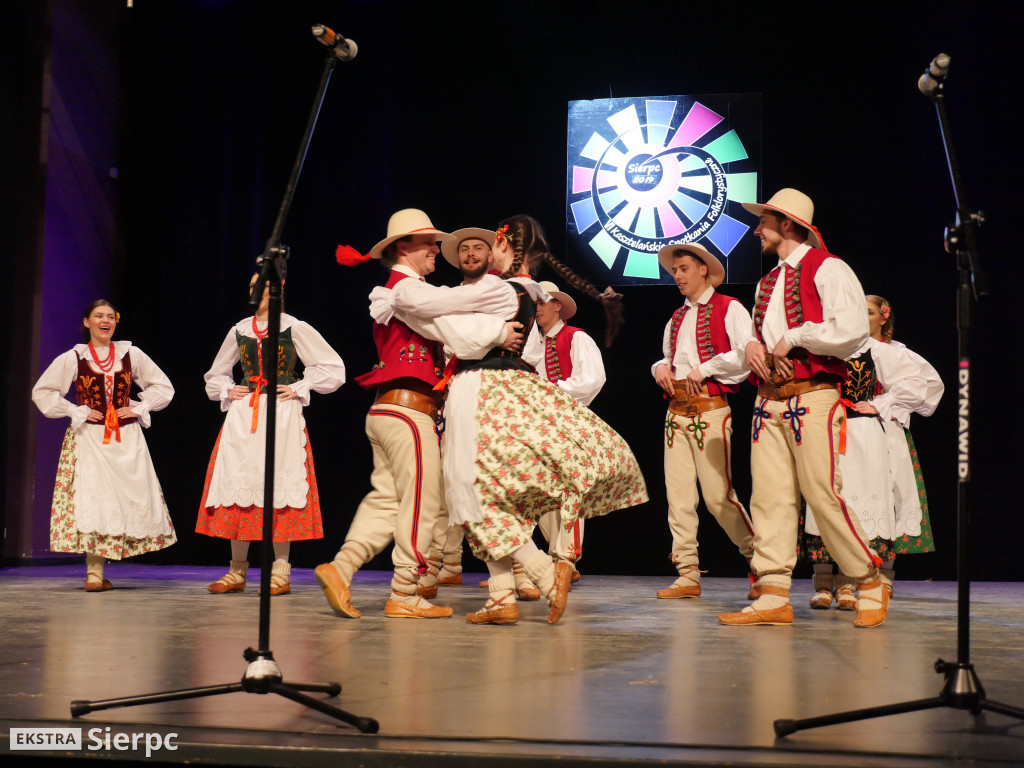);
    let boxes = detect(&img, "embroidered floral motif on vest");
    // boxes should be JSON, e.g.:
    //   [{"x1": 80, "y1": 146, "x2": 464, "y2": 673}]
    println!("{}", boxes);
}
[
  {"x1": 783, "y1": 262, "x2": 804, "y2": 330},
  {"x1": 694, "y1": 303, "x2": 715, "y2": 364},
  {"x1": 544, "y1": 336, "x2": 561, "y2": 382},
  {"x1": 669, "y1": 304, "x2": 714, "y2": 364},
  {"x1": 842, "y1": 351, "x2": 877, "y2": 404},
  {"x1": 753, "y1": 266, "x2": 782, "y2": 340}
]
